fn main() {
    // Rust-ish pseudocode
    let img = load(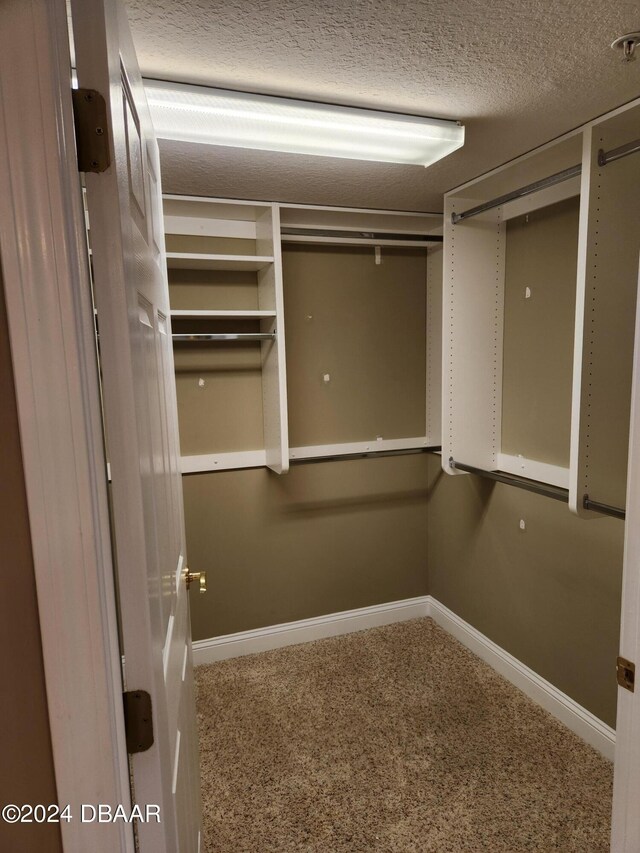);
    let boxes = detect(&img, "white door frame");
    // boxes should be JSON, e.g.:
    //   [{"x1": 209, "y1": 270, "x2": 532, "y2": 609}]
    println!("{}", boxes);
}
[
  {"x1": 611, "y1": 261, "x2": 640, "y2": 851},
  {"x1": 0, "y1": 2, "x2": 133, "y2": 852}
]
